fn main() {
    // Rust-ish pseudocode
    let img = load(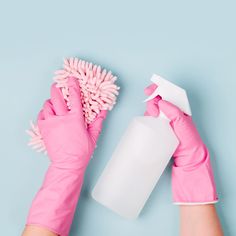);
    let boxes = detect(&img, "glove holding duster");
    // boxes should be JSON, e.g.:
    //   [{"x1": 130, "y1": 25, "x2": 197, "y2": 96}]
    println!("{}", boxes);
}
[{"x1": 27, "y1": 77, "x2": 107, "y2": 236}]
